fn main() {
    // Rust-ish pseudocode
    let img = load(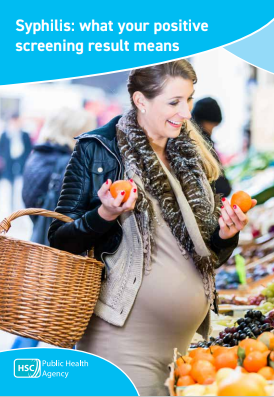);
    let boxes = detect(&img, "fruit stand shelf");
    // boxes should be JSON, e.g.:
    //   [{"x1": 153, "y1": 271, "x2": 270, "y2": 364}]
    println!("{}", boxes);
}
[{"x1": 218, "y1": 273, "x2": 274, "y2": 297}]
